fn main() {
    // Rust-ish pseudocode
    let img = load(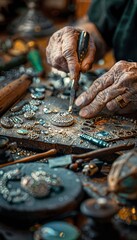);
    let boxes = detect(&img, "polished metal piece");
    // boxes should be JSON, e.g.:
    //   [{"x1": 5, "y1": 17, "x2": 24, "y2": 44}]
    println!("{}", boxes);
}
[{"x1": 51, "y1": 111, "x2": 74, "y2": 127}]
